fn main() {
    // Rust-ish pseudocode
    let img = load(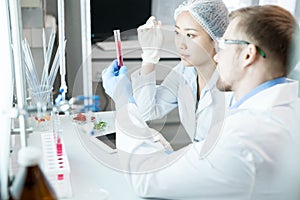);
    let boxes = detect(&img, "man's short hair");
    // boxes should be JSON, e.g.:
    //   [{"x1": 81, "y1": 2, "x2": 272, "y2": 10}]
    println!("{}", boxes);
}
[{"x1": 229, "y1": 5, "x2": 298, "y2": 72}]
